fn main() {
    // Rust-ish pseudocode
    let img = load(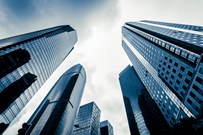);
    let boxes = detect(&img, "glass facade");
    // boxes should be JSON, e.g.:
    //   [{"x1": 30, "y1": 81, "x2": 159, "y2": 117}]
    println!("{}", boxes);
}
[
  {"x1": 22, "y1": 64, "x2": 86, "y2": 135},
  {"x1": 121, "y1": 20, "x2": 203, "y2": 127},
  {"x1": 119, "y1": 65, "x2": 148, "y2": 135},
  {"x1": 100, "y1": 120, "x2": 114, "y2": 135},
  {"x1": 141, "y1": 20, "x2": 203, "y2": 32},
  {"x1": 0, "y1": 25, "x2": 77, "y2": 133},
  {"x1": 72, "y1": 102, "x2": 101, "y2": 135}
]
